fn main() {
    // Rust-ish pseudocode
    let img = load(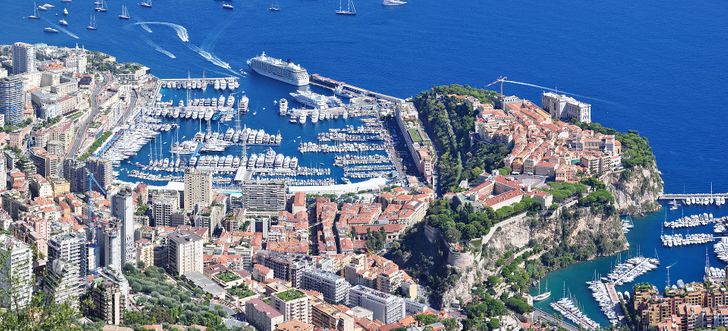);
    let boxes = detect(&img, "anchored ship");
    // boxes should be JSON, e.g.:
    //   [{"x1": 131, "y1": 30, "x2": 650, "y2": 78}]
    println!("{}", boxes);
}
[{"x1": 247, "y1": 52, "x2": 309, "y2": 86}]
